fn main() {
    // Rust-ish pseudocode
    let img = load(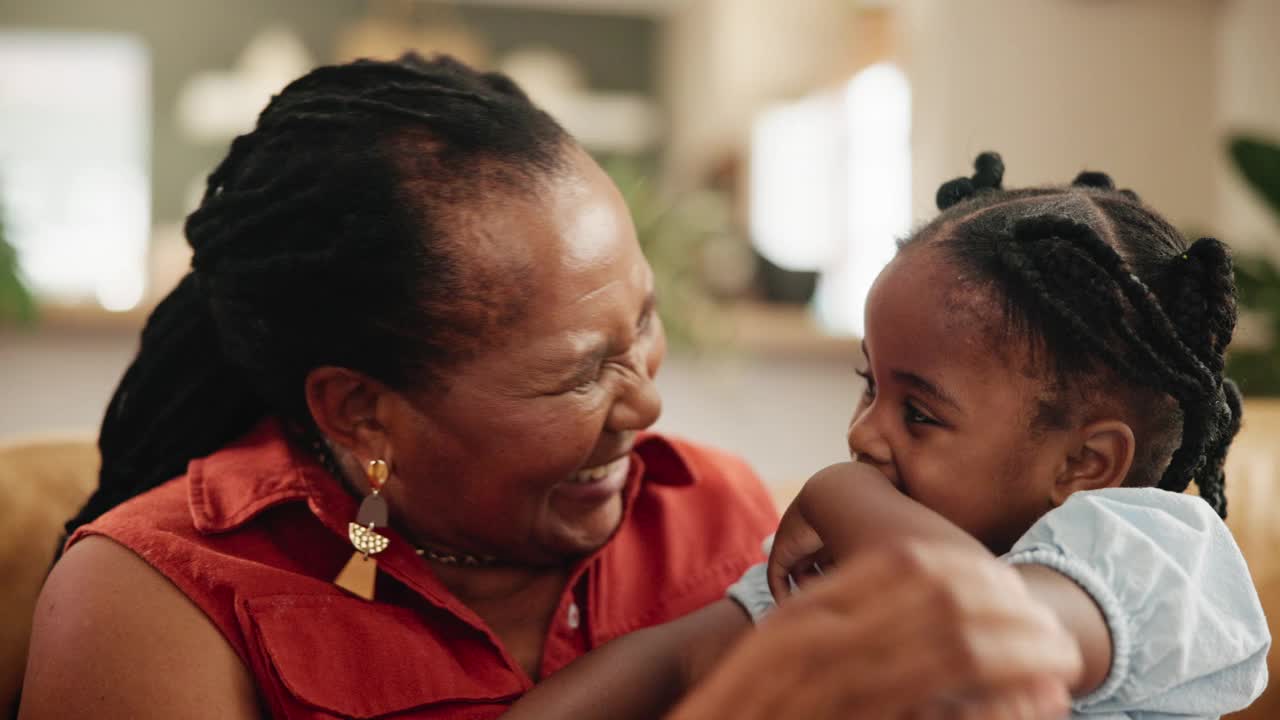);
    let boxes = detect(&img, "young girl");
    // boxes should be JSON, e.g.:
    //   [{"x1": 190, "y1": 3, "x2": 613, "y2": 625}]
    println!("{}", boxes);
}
[{"x1": 506, "y1": 153, "x2": 1270, "y2": 719}]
